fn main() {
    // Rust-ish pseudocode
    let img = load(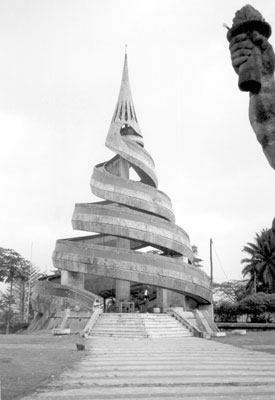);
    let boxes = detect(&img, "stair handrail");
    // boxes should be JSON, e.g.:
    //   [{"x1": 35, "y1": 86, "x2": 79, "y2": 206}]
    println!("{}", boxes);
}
[
  {"x1": 81, "y1": 308, "x2": 103, "y2": 337},
  {"x1": 166, "y1": 308, "x2": 210, "y2": 339},
  {"x1": 195, "y1": 309, "x2": 220, "y2": 333}
]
